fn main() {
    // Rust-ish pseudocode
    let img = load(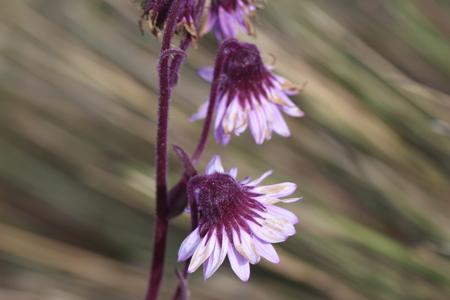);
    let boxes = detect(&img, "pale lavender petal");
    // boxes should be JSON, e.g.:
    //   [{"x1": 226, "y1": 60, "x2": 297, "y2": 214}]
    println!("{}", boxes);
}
[
  {"x1": 178, "y1": 228, "x2": 201, "y2": 261},
  {"x1": 249, "y1": 108, "x2": 264, "y2": 144},
  {"x1": 227, "y1": 244, "x2": 250, "y2": 281},
  {"x1": 247, "y1": 170, "x2": 273, "y2": 186},
  {"x1": 278, "y1": 93, "x2": 304, "y2": 117},
  {"x1": 234, "y1": 108, "x2": 248, "y2": 135},
  {"x1": 222, "y1": 99, "x2": 239, "y2": 134},
  {"x1": 254, "y1": 237, "x2": 280, "y2": 263},
  {"x1": 198, "y1": 67, "x2": 214, "y2": 82},
  {"x1": 233, "y1": 230, "x2": 259, "y2": 264},
  {"x1": 255, "y1": 102, "x2": 271, "y2": 141},
  {"x1": 271, "y1": 104, "x2": 291, "y2": 137},
  {"x1": 203, "y1": 230, "x2": 229, "y2": 279},
  {"x1": 281, "y1": 197, "x2": 303, "y2": 203},
  {"x1": 190, "y1": 101, "x2": 208, "y2": 122},
  {"x1": 218, "y1": 7, "x2": 237, "y2": 38},
  {"x1": 228, "y1": 167, "x2": 238, "y2": 178},
  {"x1": 253, "y1": 182, "x2": 297, "y2": 199},
  {"x1": 257, "y1": 196, "x2": 303, "y2": 205},
  {"x1": 249, "y1": 219, "x2": 290, "y2": 243},
  {"x1": 205, "y1": 155, "x2": 224, "y2": 175},
  {"x1": 266, "y1": 205, "x2": 299, "y2": 224},
  {"x1": 188, "y1": 232, "x2": 216, "y2": 273},
  {"x1": 214, "y1": 97, "x2": 228, "y2": 129}
]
